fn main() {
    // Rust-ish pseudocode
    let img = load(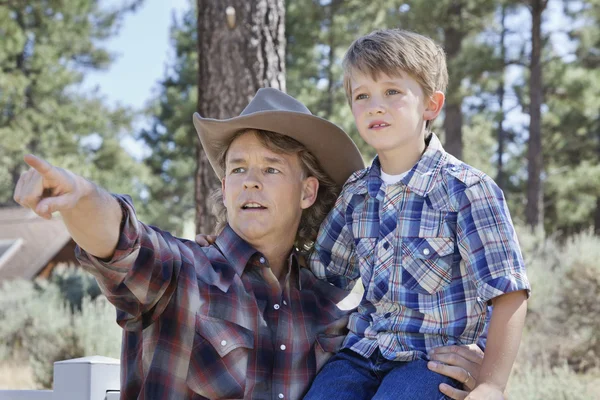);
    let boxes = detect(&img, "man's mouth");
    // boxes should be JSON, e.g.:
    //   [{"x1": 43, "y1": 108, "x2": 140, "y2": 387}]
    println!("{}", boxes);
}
[{"x1": 241, "y1": 202, "x2": 267, "y2": 210}]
